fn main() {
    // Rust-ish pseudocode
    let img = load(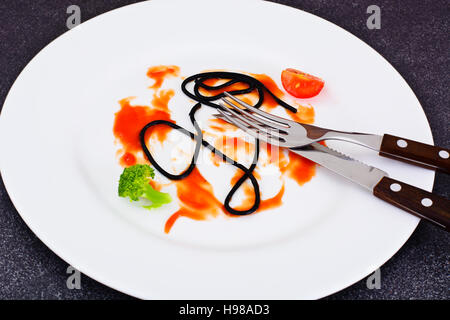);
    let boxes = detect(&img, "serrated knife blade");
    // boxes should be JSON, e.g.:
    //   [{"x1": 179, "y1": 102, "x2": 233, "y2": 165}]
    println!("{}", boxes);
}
[{"x1": 291, "y1": 143, "x2": 387, "y2": 191}]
